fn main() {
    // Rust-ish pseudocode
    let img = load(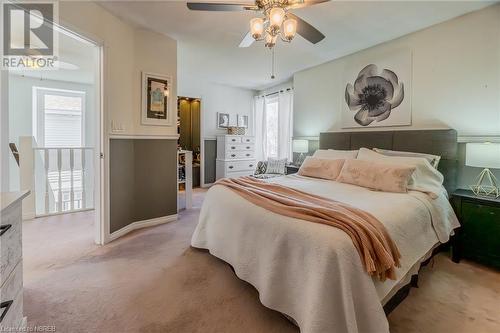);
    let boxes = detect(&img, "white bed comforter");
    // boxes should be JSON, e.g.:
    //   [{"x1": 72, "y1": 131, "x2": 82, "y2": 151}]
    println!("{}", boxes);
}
[{"x1": 191, "y1": 175, "x2": 459, "y2": 333}]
